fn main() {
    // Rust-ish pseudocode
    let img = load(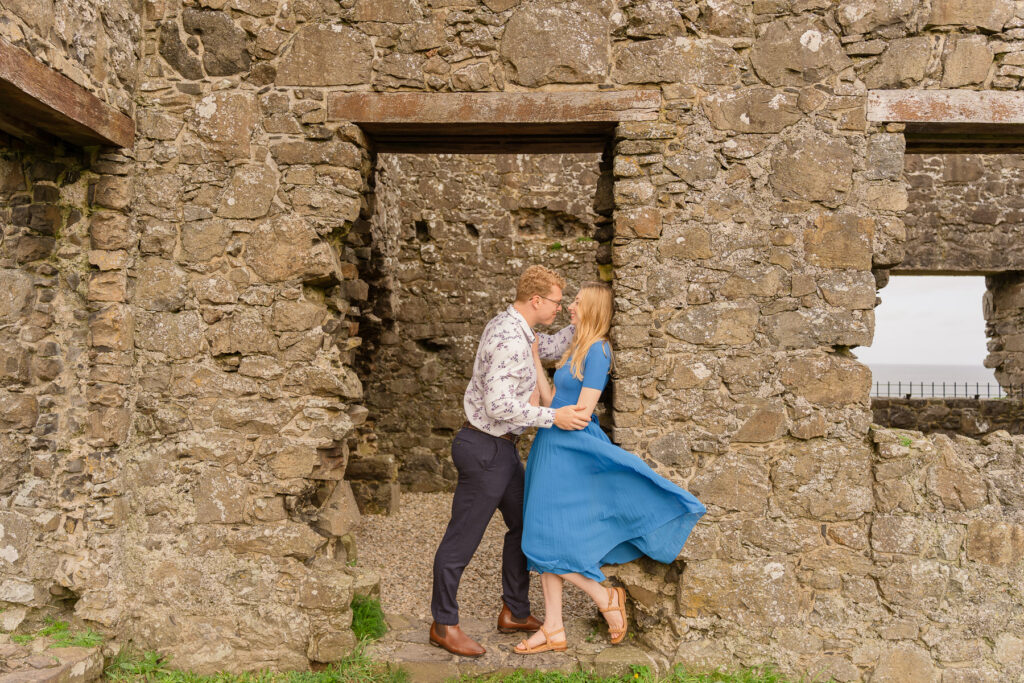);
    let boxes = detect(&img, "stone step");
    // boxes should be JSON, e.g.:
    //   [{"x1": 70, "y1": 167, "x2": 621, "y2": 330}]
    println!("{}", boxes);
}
[
  {"x1": 0, "y1": 640, "x2": 104, "y2": 683},
  {"x1": 367, "y1": 613, "x2": 665, "y2": 682}
]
